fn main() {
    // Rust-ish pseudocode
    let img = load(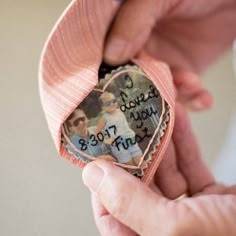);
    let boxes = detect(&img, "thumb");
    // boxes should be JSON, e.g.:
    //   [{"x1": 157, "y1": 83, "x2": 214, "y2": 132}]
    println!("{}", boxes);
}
[
  {"x1": 82, "y1": 160, "x2": 175, "y2": 235},
  {"x1": 104, "y1": 0, "x2": 170, "y2": 65}
]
